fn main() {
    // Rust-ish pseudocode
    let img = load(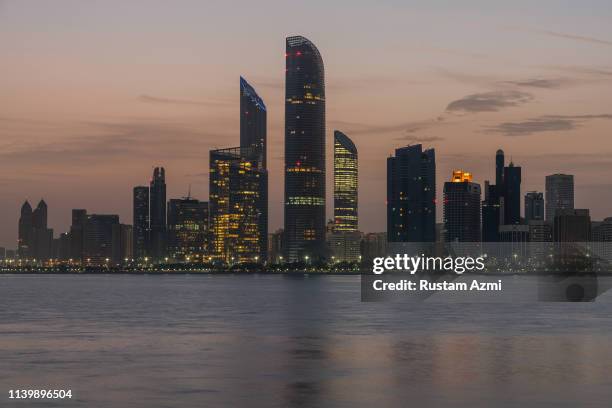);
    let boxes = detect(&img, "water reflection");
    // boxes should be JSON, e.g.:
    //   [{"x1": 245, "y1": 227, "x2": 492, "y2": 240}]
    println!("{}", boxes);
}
[{"x1": 1, "y1": 275, "x2": 612, "y2": 407}]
